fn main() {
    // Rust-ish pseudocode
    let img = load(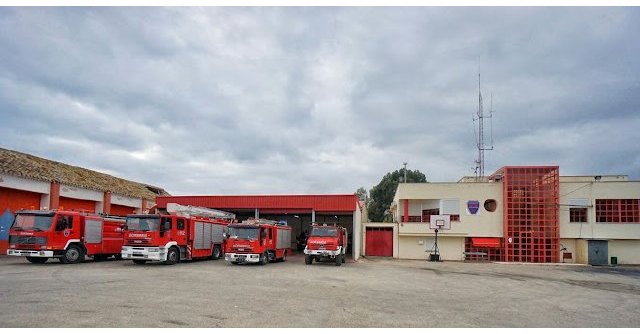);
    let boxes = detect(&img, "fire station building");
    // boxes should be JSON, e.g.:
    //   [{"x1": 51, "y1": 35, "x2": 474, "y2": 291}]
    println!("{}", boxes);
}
[
  {"x1": 386, "y1": 166, "x2": 640, "y2": 265},
  {"x1": 0, "y1": 147, "x2": 169, "y2": 253},
  {"x1": 155, "y1": 194, "x2": 363, "y2": 260}
]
